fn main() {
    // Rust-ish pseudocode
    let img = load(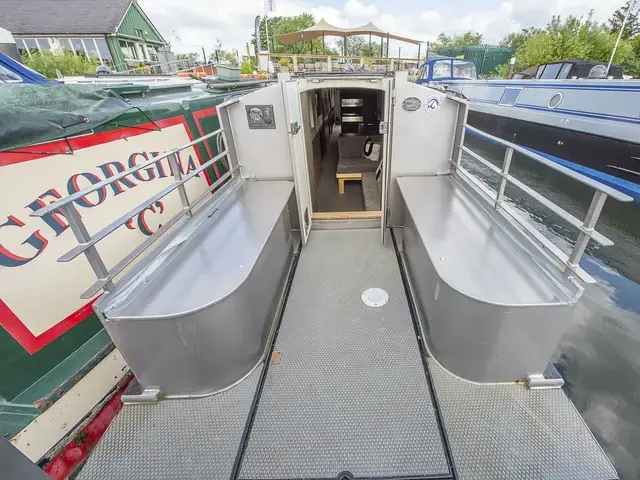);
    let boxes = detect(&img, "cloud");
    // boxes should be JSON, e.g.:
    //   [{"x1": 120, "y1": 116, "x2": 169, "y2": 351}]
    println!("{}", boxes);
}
[{"x1": 138, "y1": 0, "x2": 622, "y2": 59}]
